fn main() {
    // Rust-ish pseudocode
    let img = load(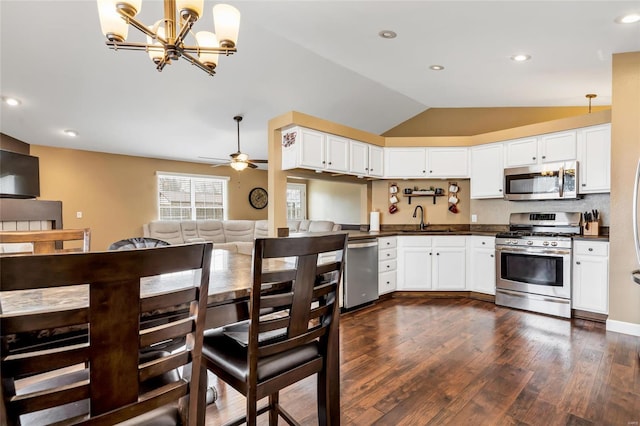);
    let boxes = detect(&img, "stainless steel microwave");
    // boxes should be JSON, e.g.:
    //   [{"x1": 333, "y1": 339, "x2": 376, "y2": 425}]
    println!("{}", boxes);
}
[{"x1": 504, "y1": 161, "x2": 578, "y2": 201}]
